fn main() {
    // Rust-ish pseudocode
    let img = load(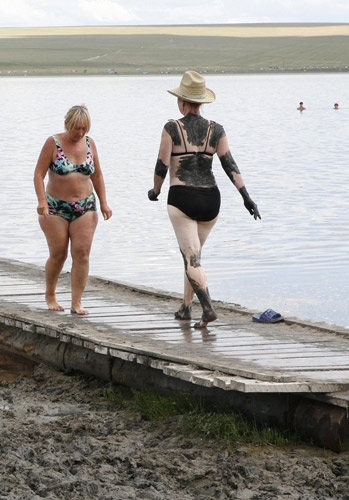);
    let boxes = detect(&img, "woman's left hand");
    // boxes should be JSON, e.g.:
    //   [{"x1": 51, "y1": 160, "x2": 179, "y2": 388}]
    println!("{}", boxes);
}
[
  {"x1": 148, "y1": 188, "x2": 160, "y2": 201},
  {"x1": 101, "y1": 203, "x2": 112, "y2": 220}
]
